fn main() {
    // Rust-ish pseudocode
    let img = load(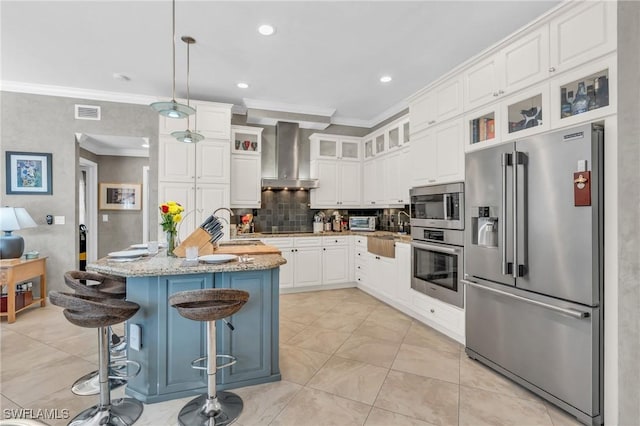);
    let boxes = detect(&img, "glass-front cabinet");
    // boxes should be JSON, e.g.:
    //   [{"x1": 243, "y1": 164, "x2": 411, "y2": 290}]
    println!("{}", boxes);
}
[
  {"x1": 364, "y1": 138, "x2": 374, "y2": 159},
  {"x1": 466, "y1": 104, "x2": 498, "y2": 148},
  {"x1": 375, "y1": 133, "x2": 386, "y2": 155},
  {"x1": 550, "y1": 55, "x2": 616, "y2": 128},
  {"x1": 500, "y1": 84, "x2": 550, "y2": 141},
  {"x1": 310, "y1": 134, "x2": 361, "y2": 162},
  {"x1": 232, "y1": 127, "x2": 261, "y2": 154}
]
